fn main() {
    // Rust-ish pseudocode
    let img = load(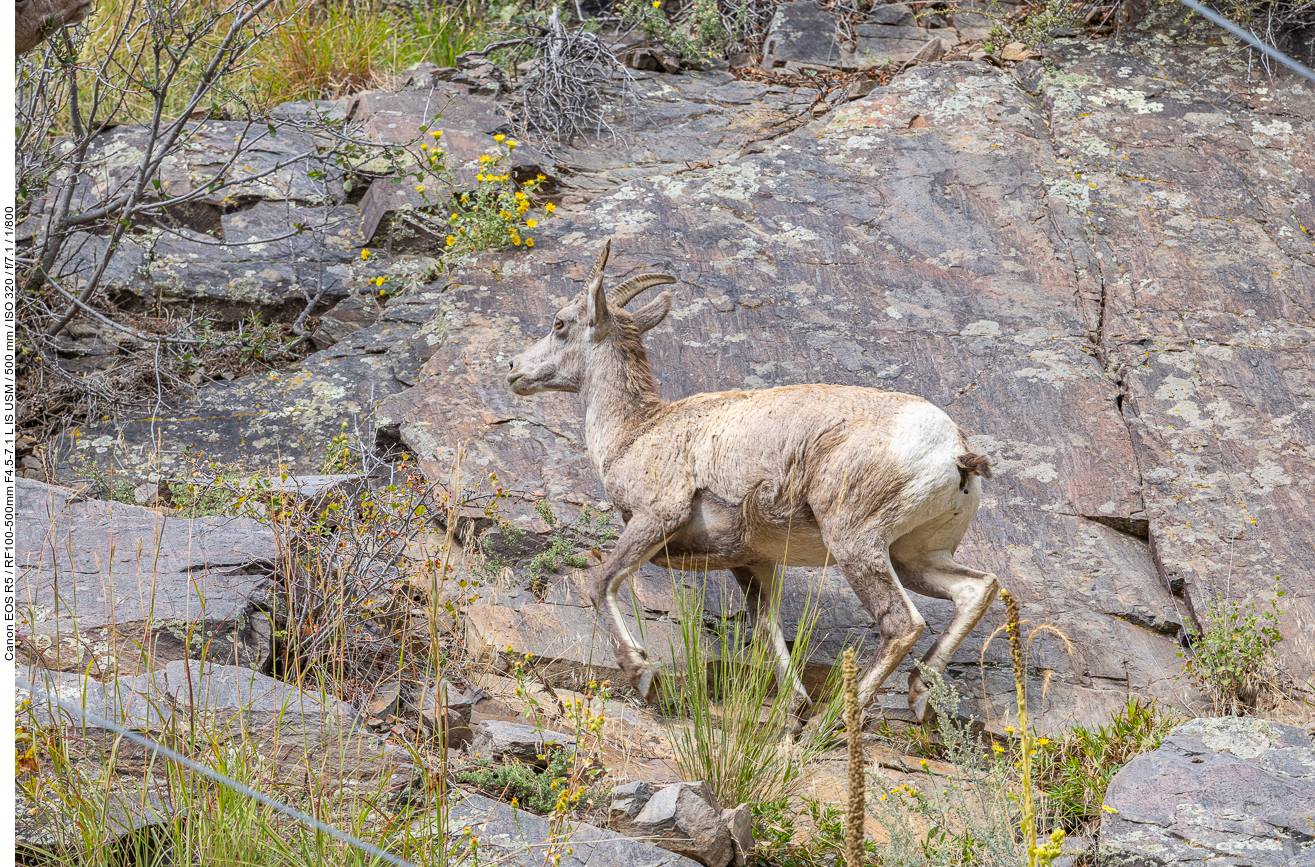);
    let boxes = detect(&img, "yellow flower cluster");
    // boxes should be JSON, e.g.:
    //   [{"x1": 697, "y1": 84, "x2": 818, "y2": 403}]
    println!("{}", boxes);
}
[{"x1": 420, "y1": 139, "x2": 559, "y2": 255}]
